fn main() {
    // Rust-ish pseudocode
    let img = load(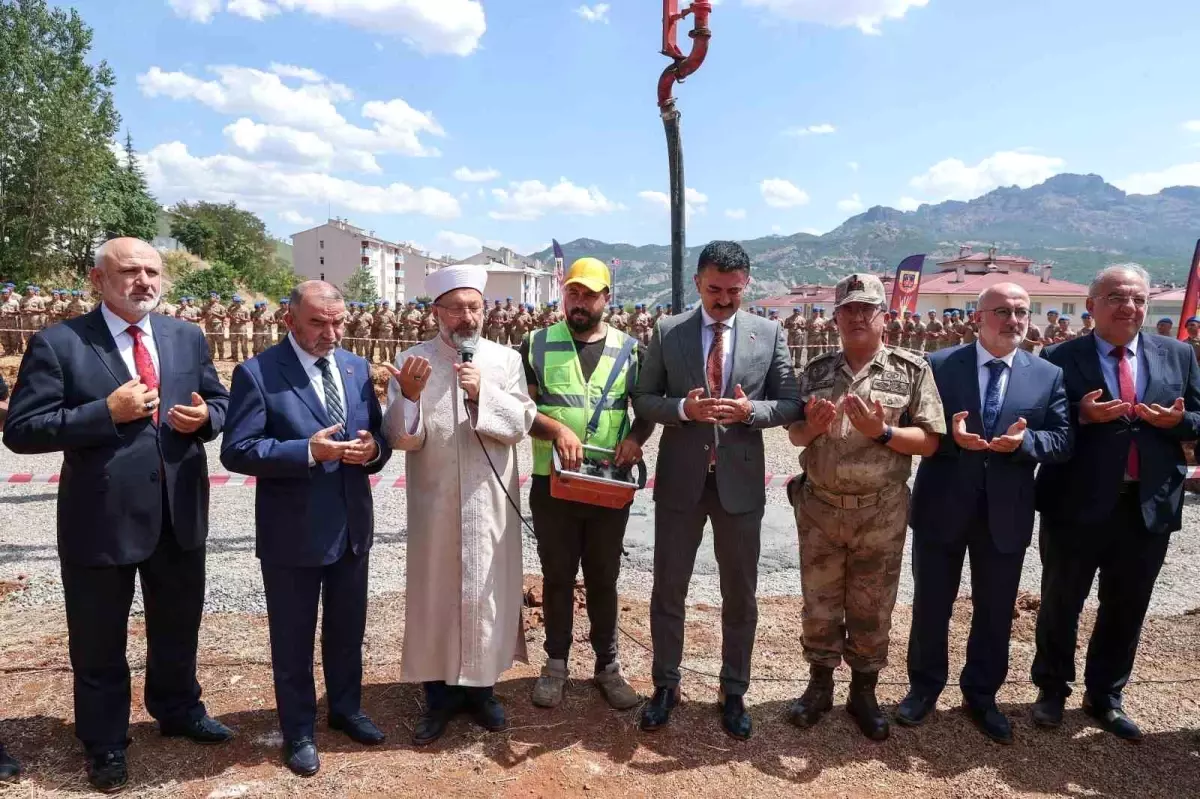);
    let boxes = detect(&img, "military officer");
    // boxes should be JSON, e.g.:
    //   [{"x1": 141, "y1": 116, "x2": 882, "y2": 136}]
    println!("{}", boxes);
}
[
  {"x1": 786, "y1": 273, "x2": 945, "y2": 742},
  {"x1": 203, "y1": 292, "x2": 228, "y2": 360},
  {"x1": 228, "y1": 295, "x2": 252, "y2": 362}
]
